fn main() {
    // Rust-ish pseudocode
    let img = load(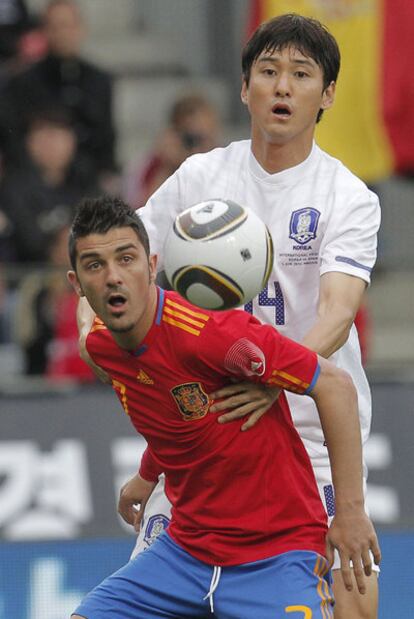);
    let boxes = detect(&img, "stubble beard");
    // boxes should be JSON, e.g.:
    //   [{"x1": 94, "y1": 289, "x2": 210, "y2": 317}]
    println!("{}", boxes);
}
[
  {"x1": 109, "y1": 323, "x2": 136, "y2": 334},
  {"x1": 107, "y1": 317, "x2": 137, "y2": 334}
]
